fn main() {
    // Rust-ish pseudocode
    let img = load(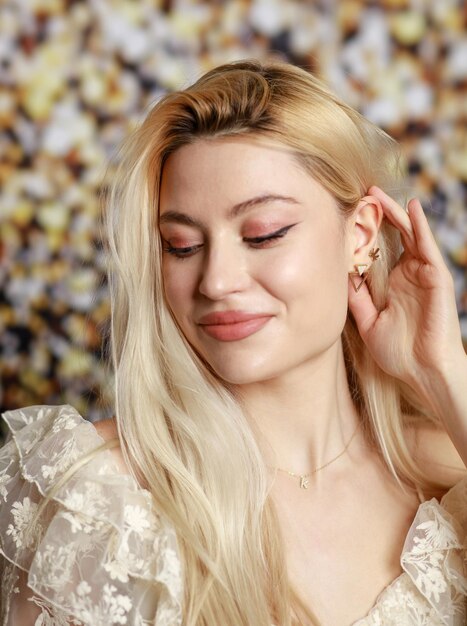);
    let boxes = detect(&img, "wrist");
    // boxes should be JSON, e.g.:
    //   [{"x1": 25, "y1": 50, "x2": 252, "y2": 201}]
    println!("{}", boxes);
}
[
  {"x1": 412, "y1": 349, "x2": 467, "y2": 387},
  {"x1": 411, "y1": 352, "x2": 467, "y2": 422},
  {"x1": 434, "y1": 351, "x2": 467, "y2": 386}
]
